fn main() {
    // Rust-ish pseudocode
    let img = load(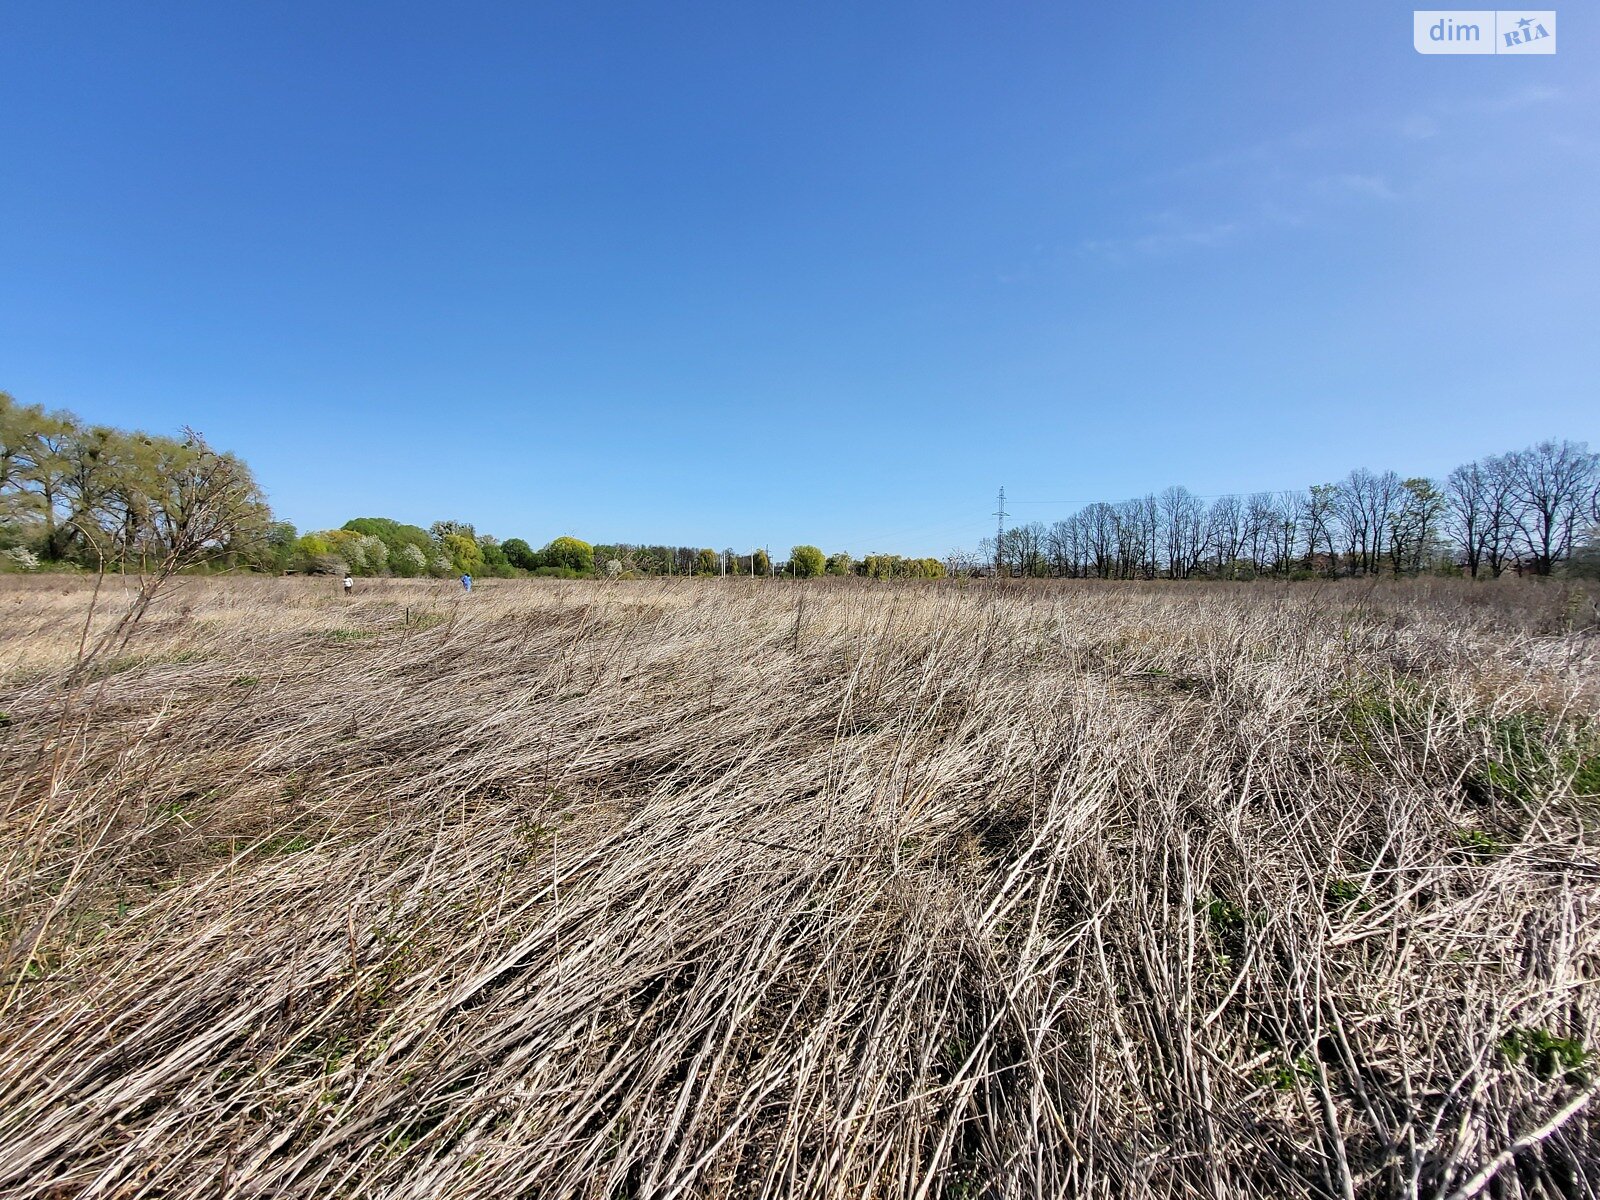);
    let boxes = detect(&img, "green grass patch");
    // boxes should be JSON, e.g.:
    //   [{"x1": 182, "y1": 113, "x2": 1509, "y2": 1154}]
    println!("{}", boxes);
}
[
  {"x1": 86, "y1": 655, "x2": 144, "y2": 679},
  {"x1": 1465, "y1": 714, "x2": 1600, "y2": 807},
  {"x1": 258, "y1": 834, "x2": 313, "y2": 856},
  {"x1": 1573, "y1": 754, "x2": 1600, "y2": 798},
  {"x1": 1471, "y1": 714, "x2": 1552, "y2": 805},
  {"x1": 1271, "y1": 1053, "x2": 1318, "y2": 1091},
  {"x1": 1455, "y1": 828, "x2": 1506, "y2": 859},
  {"x1": 1323, "y1": 878, "x2": 1371, "y2": 911},
  {"x1": 1199, "y1": 896, "x2": 1264, "y2": 936},
  {"x1": 1500, "y1": 1026, "x2": 1587, "y2": 1082}
]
